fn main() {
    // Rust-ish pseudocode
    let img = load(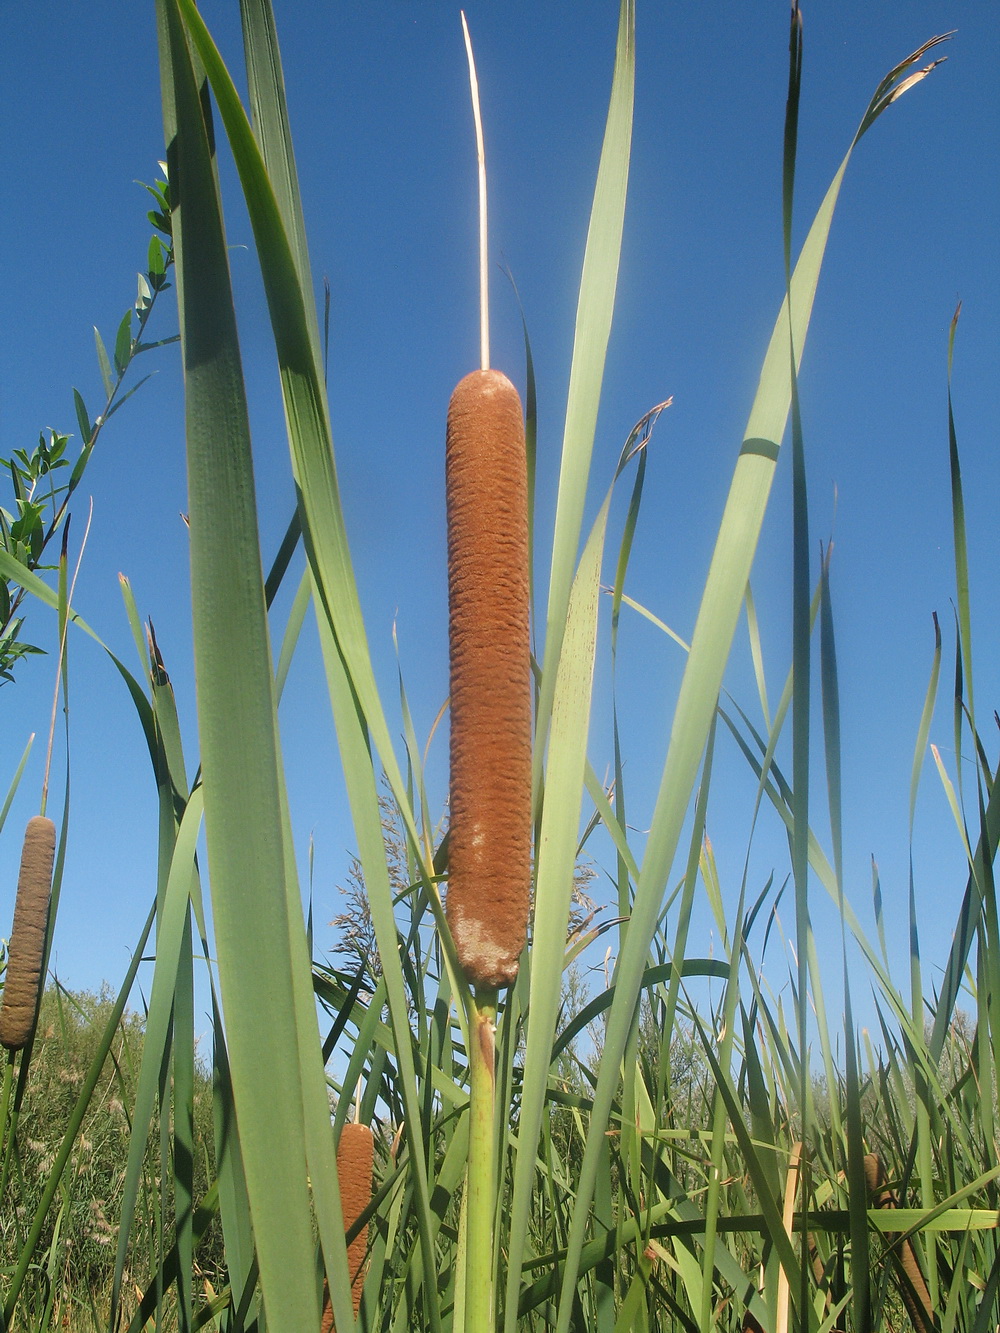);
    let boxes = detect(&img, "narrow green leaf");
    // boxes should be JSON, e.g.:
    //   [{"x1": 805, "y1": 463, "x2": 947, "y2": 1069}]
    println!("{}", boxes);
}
[
  {"x1": 504, "y1": 480, "x2": 616, "y2": 1332},
  {"x1": 239, "y1": 0, "x2": 321, "y2": 354},
  {"x1": 149, "y1": 232, "x2": 167, "y2": 276},
  {"x1": 0, "y1": 735, "x2": 34, "y2": 837},
  {"x1": 114, "y1": 307, "x2": 134, "y2": 376},
  {"x1": 535, "y1": 0, "x2": 634, "y2": 789},
  {"x1": 73, "y1": 389, "x2": 93, "y2": 447},
  {"x1": 909, "y1": 613, "x2": 942, "y2": 836},
  {"x1": 104, "y1": 373, "x2": 154, "y2": 421},
  {"x1": 117, "y1": 574, "x2": 149, "y2": 676},
  {"x1": 173, "y1": 0, "x2": 424, "y2": 877},
  {"x1": 94, "y1": 325, "x2": 114, "y2": 397},
  {"x1": 274, "y1": 564, "x2": 310, "y2": 700}
]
